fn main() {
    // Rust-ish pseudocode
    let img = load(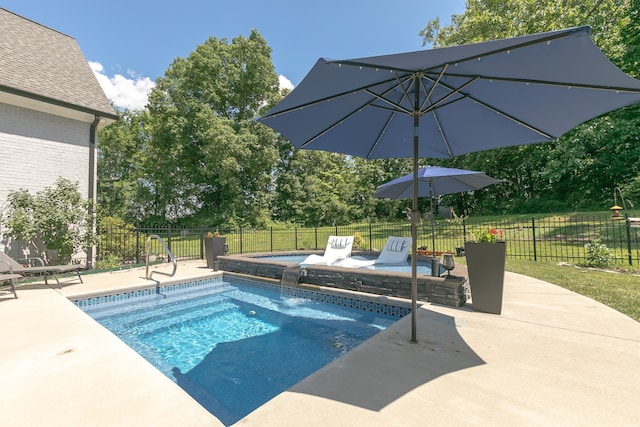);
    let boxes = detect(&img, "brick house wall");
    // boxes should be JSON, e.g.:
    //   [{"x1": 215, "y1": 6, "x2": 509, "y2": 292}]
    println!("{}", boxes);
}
[
  {"x1": 0, "y1": 8, "x2": 117, "y2": 265},
  {"x1": 0, "y1": 102, "x2": 92, "y2": 204}
]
